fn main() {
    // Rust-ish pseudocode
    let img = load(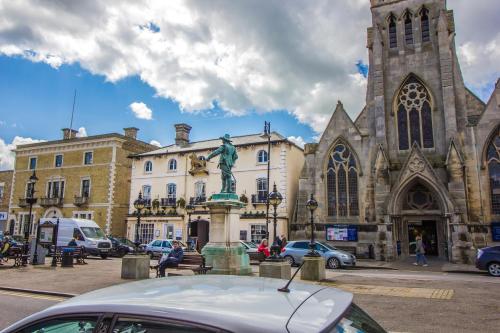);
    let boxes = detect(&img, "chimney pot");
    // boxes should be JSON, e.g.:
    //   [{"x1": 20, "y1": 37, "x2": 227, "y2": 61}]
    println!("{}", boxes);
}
[
  {"x1": 62, "y1": 128, "x2": 78, "y2": 140},
  {"x1": 174, "y1": 123, "x2": 192, "y2": 146},
  {"x1": 124, "y1": 127, "x2": 139, "y2": 139}
]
